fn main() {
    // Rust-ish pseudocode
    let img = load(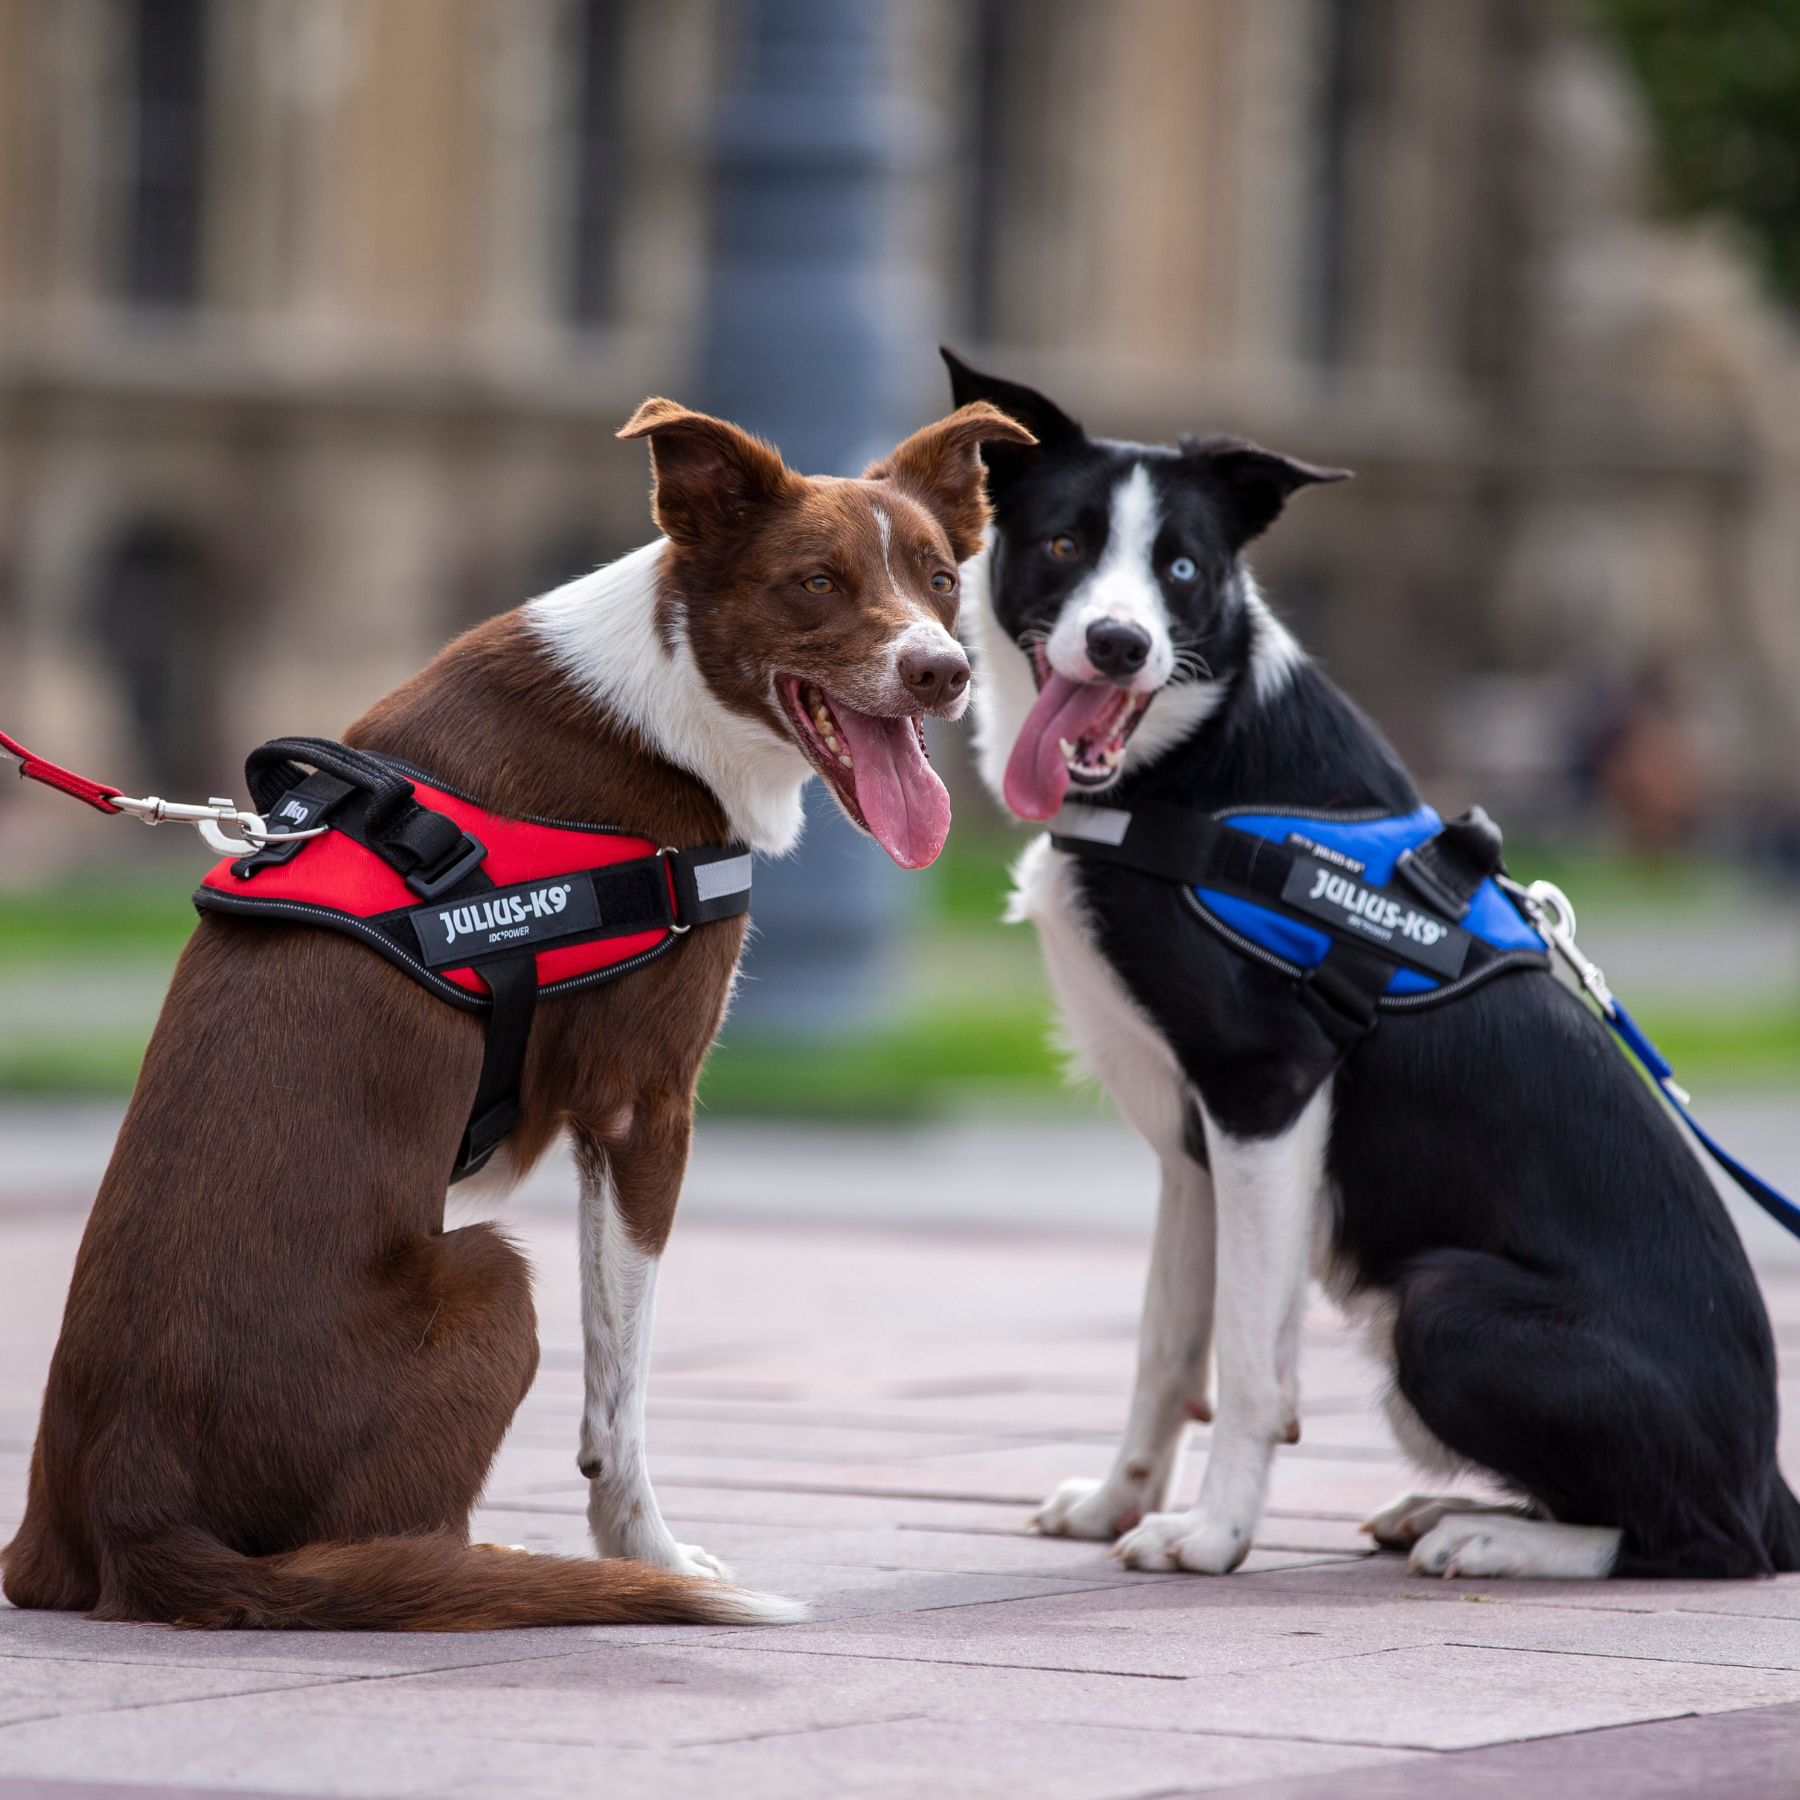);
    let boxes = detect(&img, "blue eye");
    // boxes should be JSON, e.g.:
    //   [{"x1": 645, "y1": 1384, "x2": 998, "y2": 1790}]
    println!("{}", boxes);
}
[{"x1": 1170, "y1": 557, "x2": 1197, "y2": 581}]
